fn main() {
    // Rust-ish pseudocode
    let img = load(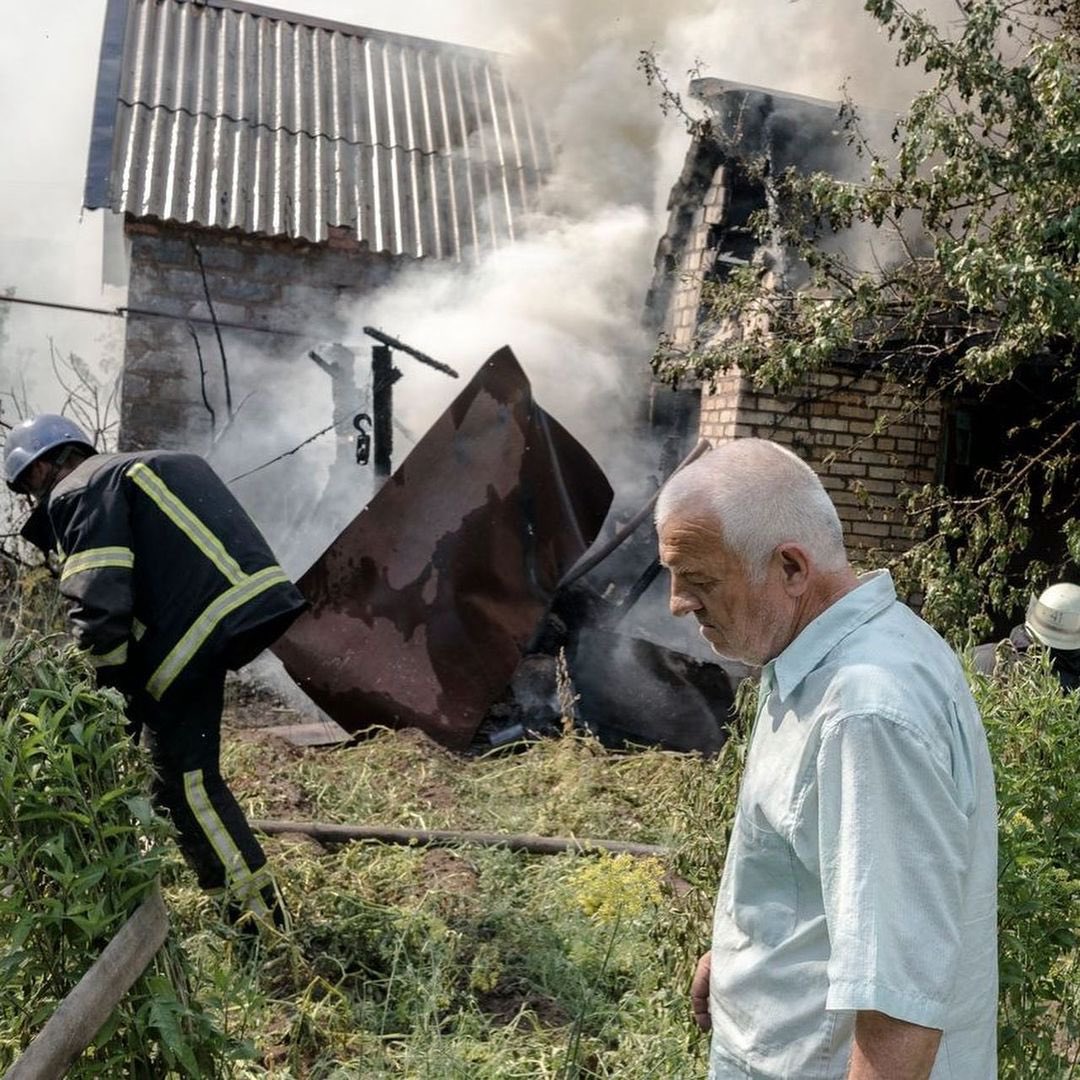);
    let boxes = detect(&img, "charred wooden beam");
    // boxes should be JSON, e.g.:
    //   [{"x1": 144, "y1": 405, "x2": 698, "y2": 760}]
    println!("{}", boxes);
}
[
  {"x1": 558, "y1": 437, "x2": 711, "y2": 588},
  {"x1": 371, "y1": 343, "x2": 402, "y2": 480}
]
